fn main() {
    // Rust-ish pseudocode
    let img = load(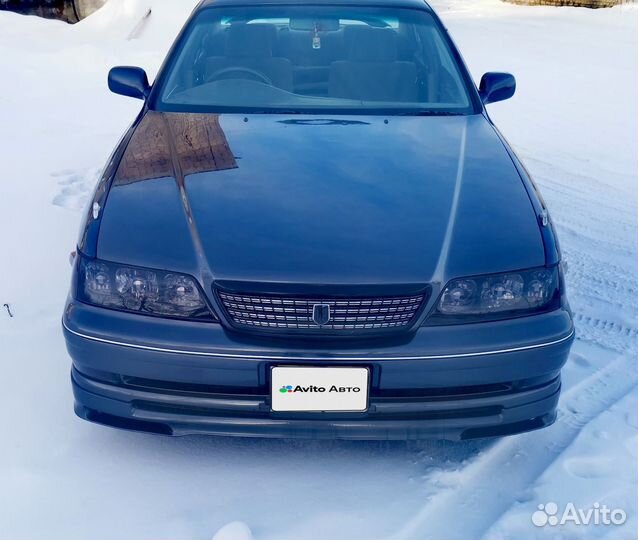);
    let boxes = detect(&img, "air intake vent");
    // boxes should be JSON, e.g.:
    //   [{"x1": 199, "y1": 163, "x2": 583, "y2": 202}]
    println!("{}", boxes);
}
[{"x1": 218, "y1": 291, "x2": 426, "y2": 334}]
